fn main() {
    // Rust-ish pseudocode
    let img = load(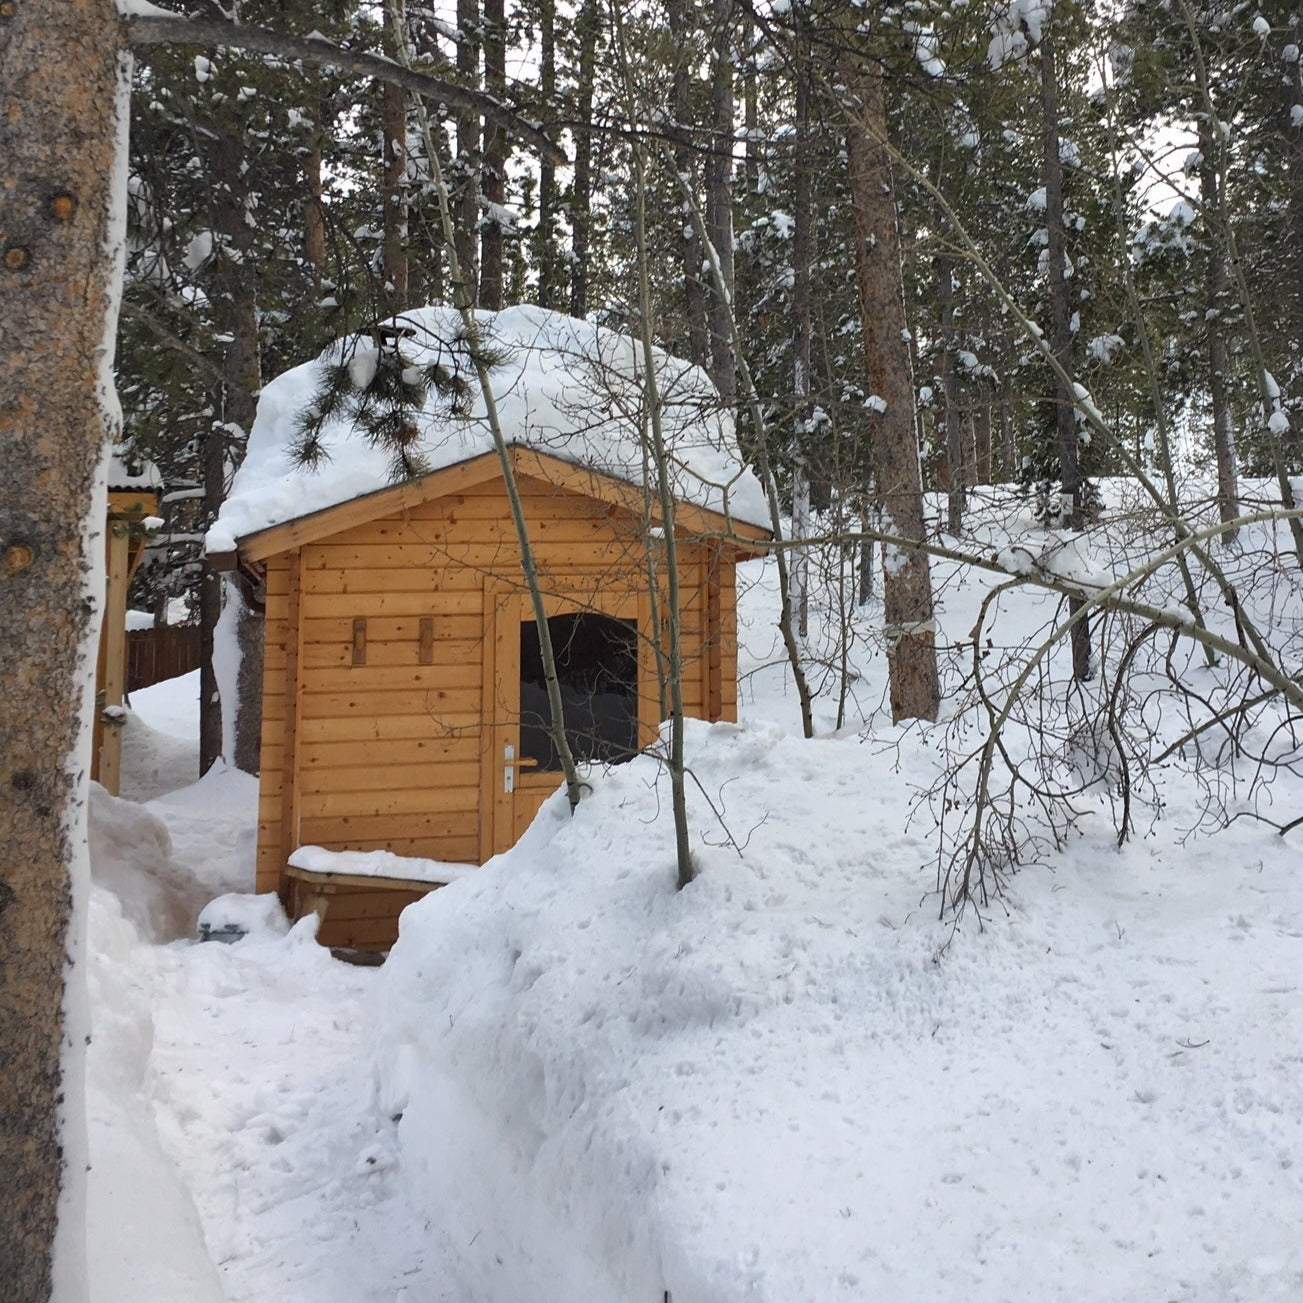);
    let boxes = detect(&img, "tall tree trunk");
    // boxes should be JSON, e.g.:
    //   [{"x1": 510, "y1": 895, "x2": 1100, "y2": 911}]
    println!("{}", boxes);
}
[
  {"x1": 200, "y1": 431, "x2": 225, "y2": 773},
  {"x1": 381, "y1": 81, "x2": 409, "y2": 314},
  {"x1": 203, "y1": 123, "x2": 262, "y2": 773},
  {"x1": 938, "y1": 252, "x2": 965, "y2": 535},
  {"x1": 1288, "y1": 47, "x2": 1303, "y2": 413},
  {"x1": 304, "y1": 120, "x2": 326, "y2": 281},
  {"x1": 741, "y1": 14, "x2": 760, "y2": 197},
  {"x1": 705, "y1": 0, "x2": 736, "y2": 400},
  {"x1": 455, "y1": 0, "x2": 481, "y2": 305},
  {"x1": 479, "y1": 0, "x2": 506, "y2": 309},
  {"x1": 974, "y1": 388, "x2": 993, "y2": 484},
  {"x1": 1039, "y1": 24, "x2": 1090, "y2": 681},
  {"x1": 664, "y1": 0, "x2": 709, "y2": 366},
  {"x1": 840, "y1": 52, "x2": 940, "y2": 723},
  {"x1": 568, "y1": 0, "x2": 599, "y2": 317},
  {"x1": 1199, "y1": 118, "x2": 1238, "y2": 544},
  {"x1": 0, "y1": 3, "x2": 126, "y2": 1298},
  {"x1": 534, "y1": 0, "x2": 561, "y2": 308},
  {"x1": 791, "y1": 62, "x2": 815, "y2": 638}
]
